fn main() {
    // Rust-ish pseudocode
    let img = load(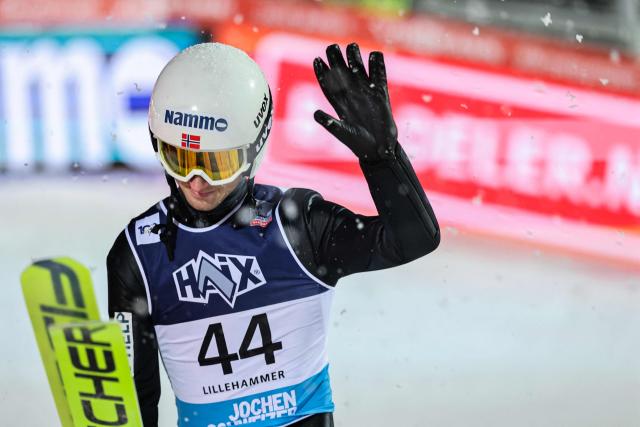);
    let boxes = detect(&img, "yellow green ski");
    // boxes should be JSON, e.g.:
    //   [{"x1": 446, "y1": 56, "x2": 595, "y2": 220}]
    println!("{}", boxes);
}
[
  {"x1": 50, "y1": 322, "x2": 142, "y2": 426},
  {"x1": 21, "y1": 258, "x2": 142, "y2": 426}
]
